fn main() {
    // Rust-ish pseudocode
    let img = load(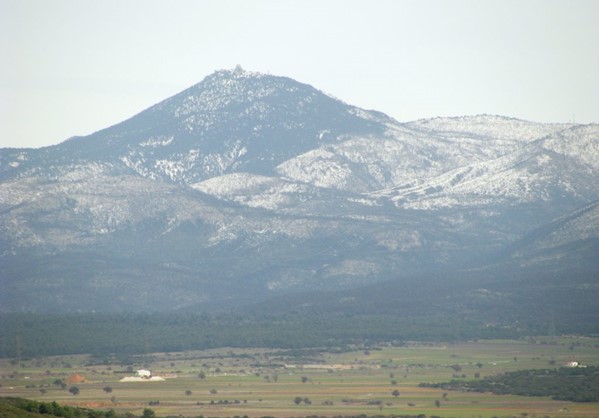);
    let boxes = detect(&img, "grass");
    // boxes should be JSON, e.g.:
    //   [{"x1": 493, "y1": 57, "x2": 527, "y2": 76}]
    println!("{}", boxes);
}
[{"x1": 1, "y1": 337, "x2": 598, "y2": 417}]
